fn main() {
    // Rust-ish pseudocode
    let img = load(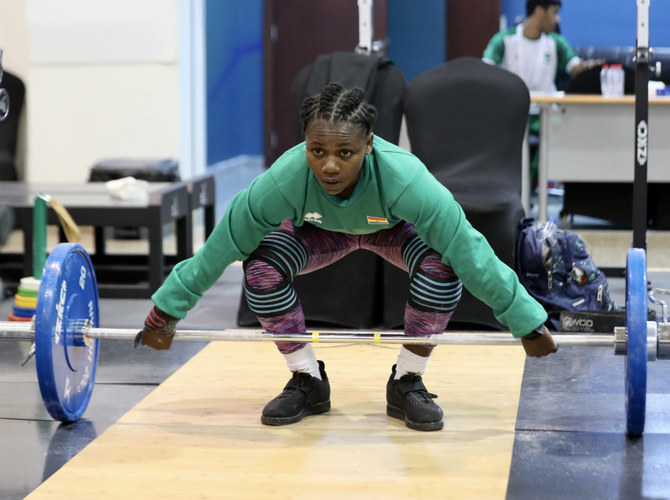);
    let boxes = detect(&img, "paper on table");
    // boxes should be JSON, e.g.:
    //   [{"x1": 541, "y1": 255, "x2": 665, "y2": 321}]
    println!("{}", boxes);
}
[{"x1": 105, "y1": 176, "x2": 149, "y2": 202}]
